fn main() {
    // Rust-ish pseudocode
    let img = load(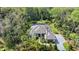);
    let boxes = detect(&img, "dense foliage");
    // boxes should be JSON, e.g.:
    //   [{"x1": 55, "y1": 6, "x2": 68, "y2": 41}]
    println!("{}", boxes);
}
[{"x1": 0, "y1": 7, "x2": 79, "y2": 51}]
